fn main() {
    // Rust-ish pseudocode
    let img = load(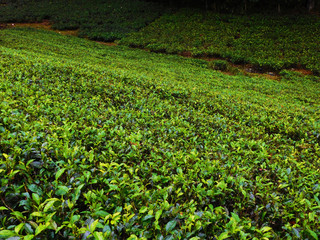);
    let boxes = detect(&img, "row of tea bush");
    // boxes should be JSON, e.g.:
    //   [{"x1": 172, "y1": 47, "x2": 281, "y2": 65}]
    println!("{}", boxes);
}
[
  {"x1": 0, "y1": 28, "x2": 319, "y2": 239},
  {"x1": 120, "y1": 9, "x2": 320, "y2": 74}
]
